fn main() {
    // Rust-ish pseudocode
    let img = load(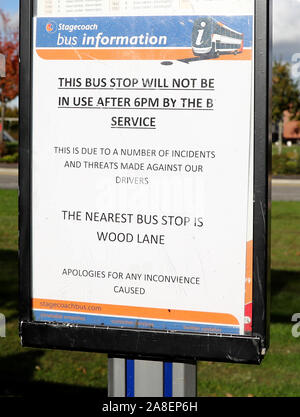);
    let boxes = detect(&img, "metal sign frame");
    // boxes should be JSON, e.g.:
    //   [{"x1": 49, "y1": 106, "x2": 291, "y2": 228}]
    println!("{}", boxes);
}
[{"x1": 19, "y1": 0, "x2": 272, "y2": 365}]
